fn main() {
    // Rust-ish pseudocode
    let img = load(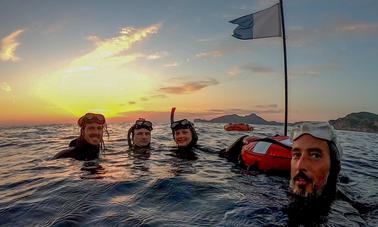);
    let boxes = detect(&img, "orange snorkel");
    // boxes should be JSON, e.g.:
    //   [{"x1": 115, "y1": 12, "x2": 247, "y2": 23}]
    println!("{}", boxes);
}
[{"x1": 170, "y1": 107, "x2": 176, "y2": 125}]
